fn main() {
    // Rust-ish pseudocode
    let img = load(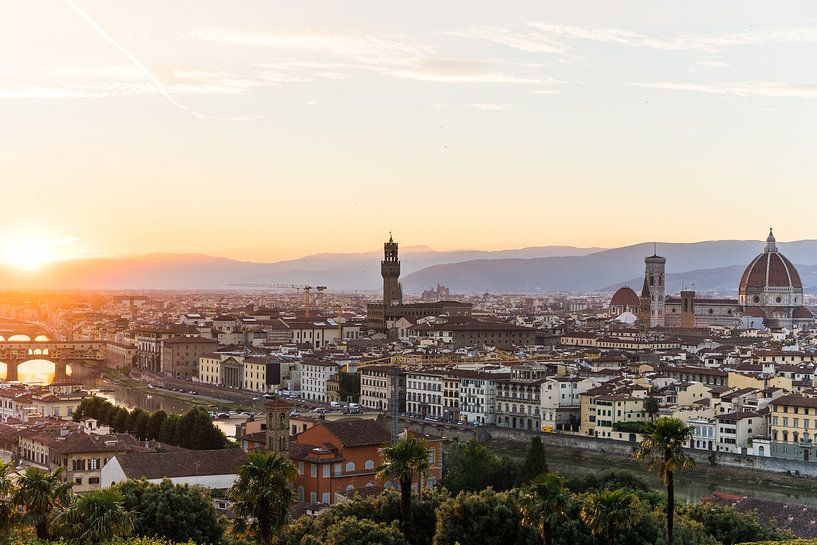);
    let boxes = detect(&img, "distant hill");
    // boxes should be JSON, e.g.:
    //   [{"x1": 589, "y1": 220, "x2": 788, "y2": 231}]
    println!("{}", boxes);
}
[
  {"x1": 0, "y1": 245, "x2": 601, "y2": 290},
  {"x1": 3, "y1": 239, "x2": 816, "y2": 293},
  {"x1": 401, "y1": 240, "x2": 817, "y2": 294}
]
